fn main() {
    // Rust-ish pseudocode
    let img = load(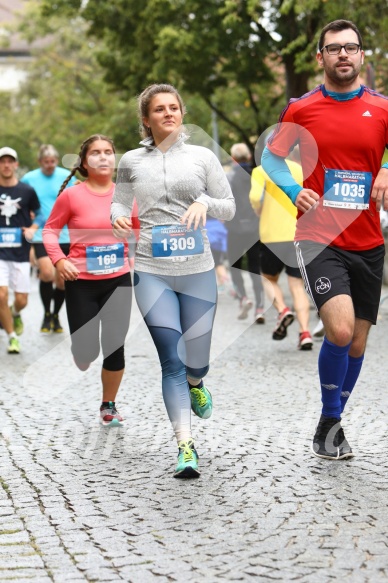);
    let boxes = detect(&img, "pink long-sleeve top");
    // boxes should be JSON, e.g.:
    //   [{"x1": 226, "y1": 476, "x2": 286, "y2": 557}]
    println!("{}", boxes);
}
[{"x1": 43, "y1": 181, "x2": 132, "y2": 280}]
